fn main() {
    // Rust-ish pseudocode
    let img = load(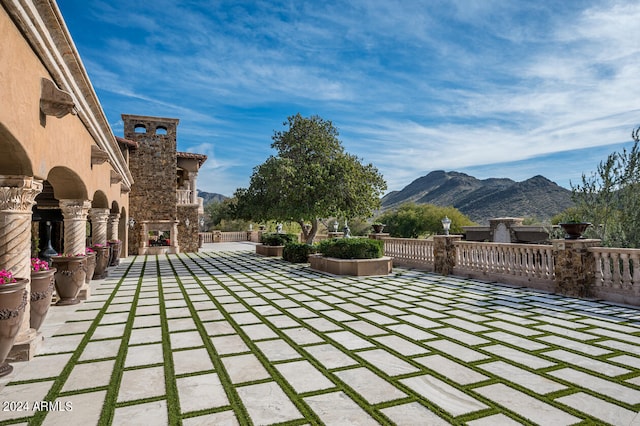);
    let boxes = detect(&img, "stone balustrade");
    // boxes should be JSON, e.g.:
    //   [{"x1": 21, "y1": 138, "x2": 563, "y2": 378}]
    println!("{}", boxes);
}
[
  {"x1": 590, "y1": 246, "x2": 640, "y2": 300},
  {"x1": 176, "y1": 189, "x2": 193, "y2": 205},
  {"x1": 383, "y1": 238, "x2": 435, "y2": 270}
]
